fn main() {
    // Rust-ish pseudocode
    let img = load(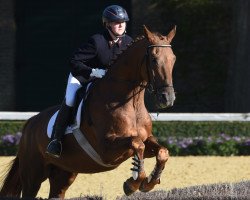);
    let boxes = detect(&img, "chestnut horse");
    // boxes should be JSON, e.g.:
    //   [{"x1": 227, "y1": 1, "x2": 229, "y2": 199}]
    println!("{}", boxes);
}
[{"x1": 0, "y1": 25, "x2": 176, "y2": 199}]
